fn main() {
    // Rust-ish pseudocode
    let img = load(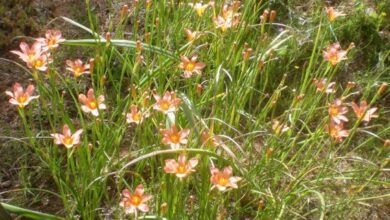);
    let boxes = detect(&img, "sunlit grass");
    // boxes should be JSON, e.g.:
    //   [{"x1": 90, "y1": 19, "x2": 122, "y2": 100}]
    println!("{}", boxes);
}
[{"x1": 1, "y1": 0, "x2": 390, "y2": 219}]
